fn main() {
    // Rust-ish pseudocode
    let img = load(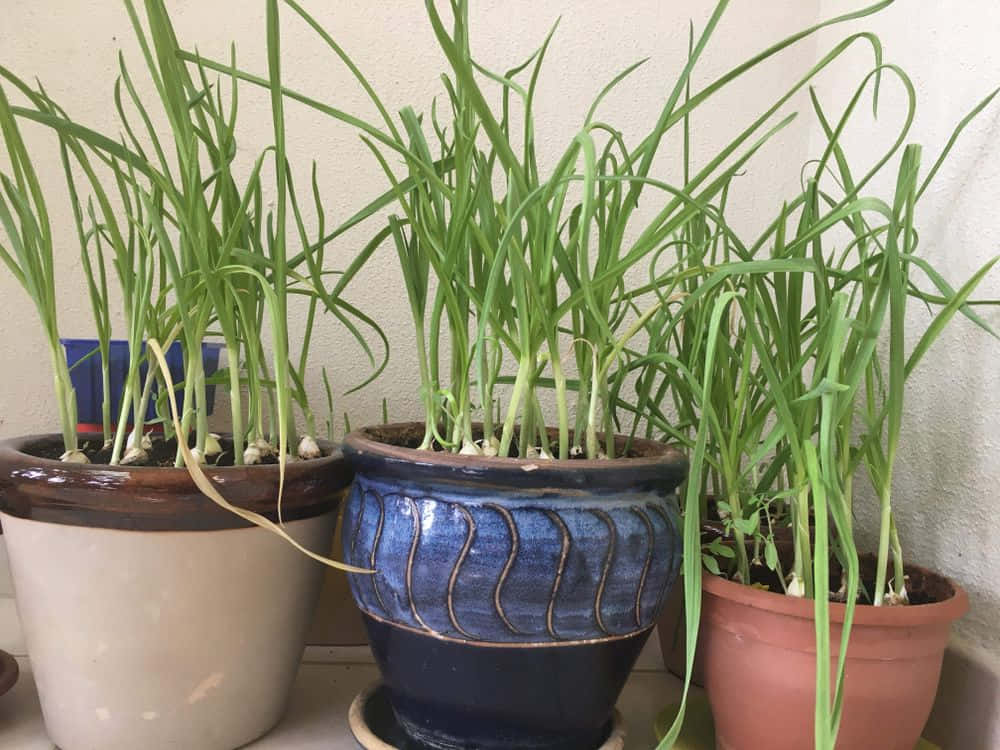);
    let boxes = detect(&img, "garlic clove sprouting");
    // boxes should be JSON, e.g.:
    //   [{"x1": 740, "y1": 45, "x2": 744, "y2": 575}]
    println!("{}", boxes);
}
[
  {"x1": 786, "y1": 572, "x2": 806, "y2": 597},
  {"x1": 569, "y1": 445, "x2": 583, "y2": 458},
  {"x1": 458, "y1": 439, "x2": 483, "y2": 456},
  {"x1": 189, "y1": 447, "x2": 207, "y2": 465},
  {"x1": 883, "y1": 587, "x2": 909, "y2": 606},
  {"x1": 250, "y1": 437, "x2": 275, "y2": 457},
  {"x1": 120, "y1": 446, "x2": 148, "y2": 466},
  {"x1": 60, "y1": 449, "x2": 90, "y2": 464},
  {"x1": 243, "y1": 445, "x2": 263, "y2": 465},
  {"x1": 204, "y1": 433, "x2": 223, "y2": 457},
  {"x1": 297, "y1": 435, "x2": 322, "y2": 460}
]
